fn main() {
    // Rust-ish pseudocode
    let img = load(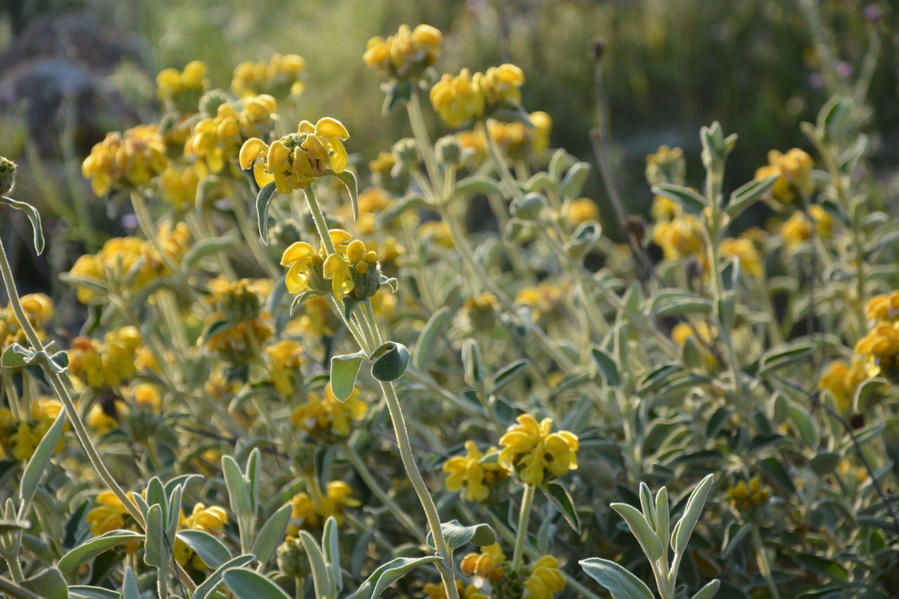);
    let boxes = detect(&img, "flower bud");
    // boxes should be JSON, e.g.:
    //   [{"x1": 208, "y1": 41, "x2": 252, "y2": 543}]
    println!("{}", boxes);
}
[
  {"x1": 435, "y1": 135, "x2": 462, "y2": 165},
  {"x1": 391, "y1": 138, "x2": 419, "y2": 165},
  {"x1": 510, "y1": 192, "x2": 546, "y2": 221},
  {"x1": 0, "y1": 156, "x2": 17, "y2": 195},
  {"x1": 277, "y1": 537, "x2": 311, "y2": 578}
]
